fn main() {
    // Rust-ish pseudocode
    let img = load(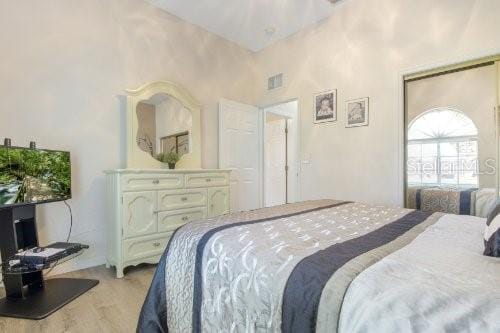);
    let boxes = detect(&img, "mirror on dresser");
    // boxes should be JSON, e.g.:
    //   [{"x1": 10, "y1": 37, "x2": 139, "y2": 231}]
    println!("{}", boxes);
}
[
  {"x1": 125, "y1": 81, "x2": 202, "y2": 169},
  {"x1": 136, "y1": 94, "x2": 192, "y2": 160}
]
